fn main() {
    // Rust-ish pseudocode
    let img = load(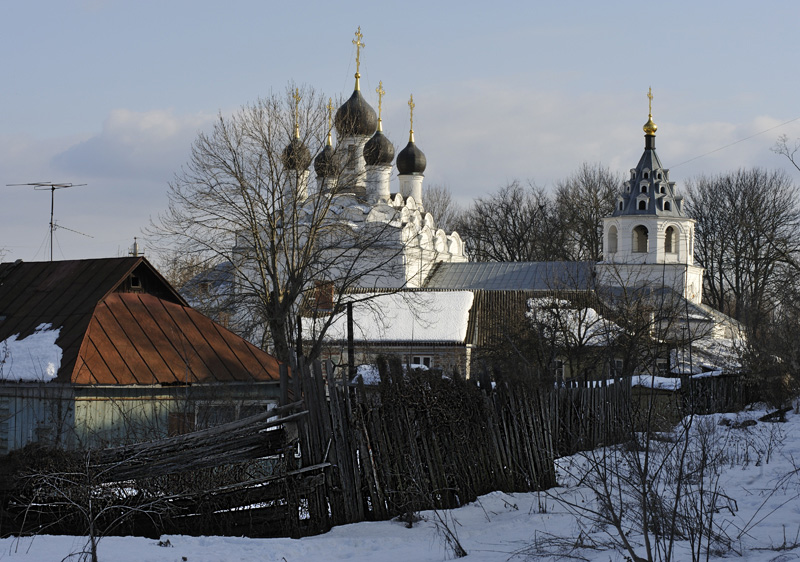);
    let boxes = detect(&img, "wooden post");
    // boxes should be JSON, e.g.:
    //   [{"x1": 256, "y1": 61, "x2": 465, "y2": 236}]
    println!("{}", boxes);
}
[
  {"x1": 280, "y1": 363, "x2": 289, "y2": 406},
  {"x1": 347, "y1": 302, "x2": 355, "y2": 381}
]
